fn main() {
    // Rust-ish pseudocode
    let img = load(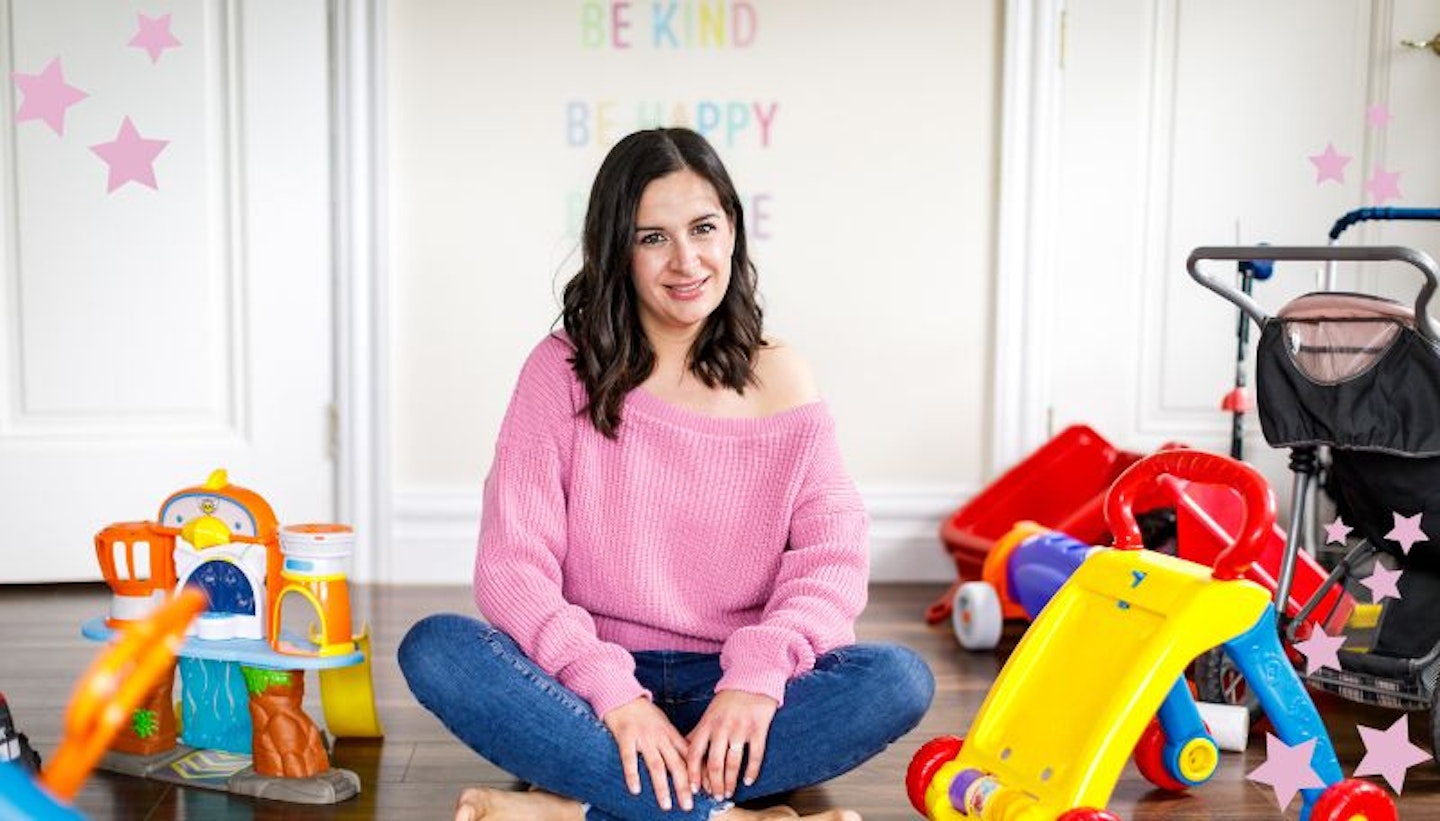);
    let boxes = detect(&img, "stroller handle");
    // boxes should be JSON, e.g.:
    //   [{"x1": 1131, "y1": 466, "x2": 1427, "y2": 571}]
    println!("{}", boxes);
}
[
  {"x1": 1328, "y1": 207, "x2": 1440, "y2": 241},
  {"x1": 1187, "y1": 245, "x2": 1440, "y2": 344},
  {"x1": 1105, "y1": 449, "x2": 1275, "y2": 582}
]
